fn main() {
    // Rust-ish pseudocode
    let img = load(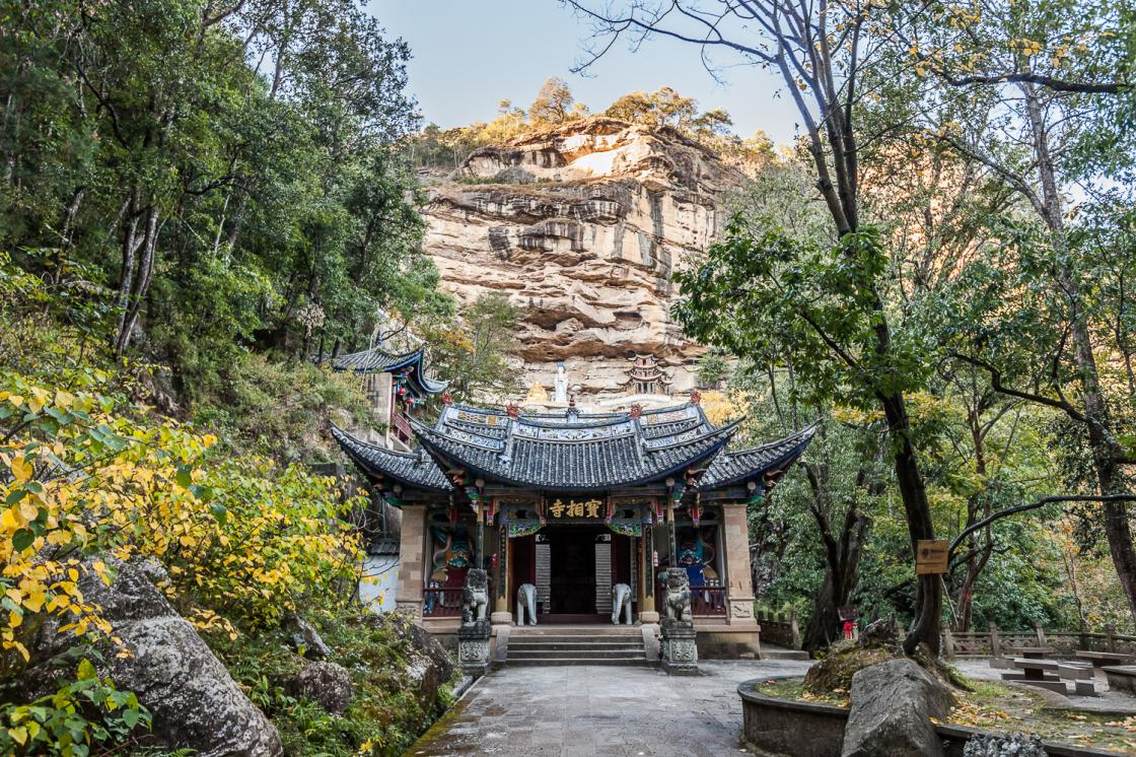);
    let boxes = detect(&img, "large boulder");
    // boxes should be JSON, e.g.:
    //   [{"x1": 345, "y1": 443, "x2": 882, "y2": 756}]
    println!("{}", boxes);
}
[
  {"x1": 35, "y1": 557, "x2": 282, "y2": 757},
  {"x1": 290, "y1": 660, "x2": 354, "y2": 715},
  {"x1": 386, "y1": 612, "x2": 455, "y2": 708},
  {"x1": 841, "y1": 658, "x2": 955, "y2": 757}
]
